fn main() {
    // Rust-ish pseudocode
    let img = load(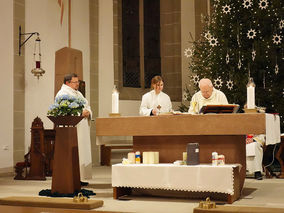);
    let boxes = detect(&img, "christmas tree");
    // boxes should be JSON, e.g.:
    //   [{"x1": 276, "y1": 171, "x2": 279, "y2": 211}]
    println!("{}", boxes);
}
[{"x1": 181, "y1": 0, "x2": 284, "y2": 131}]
